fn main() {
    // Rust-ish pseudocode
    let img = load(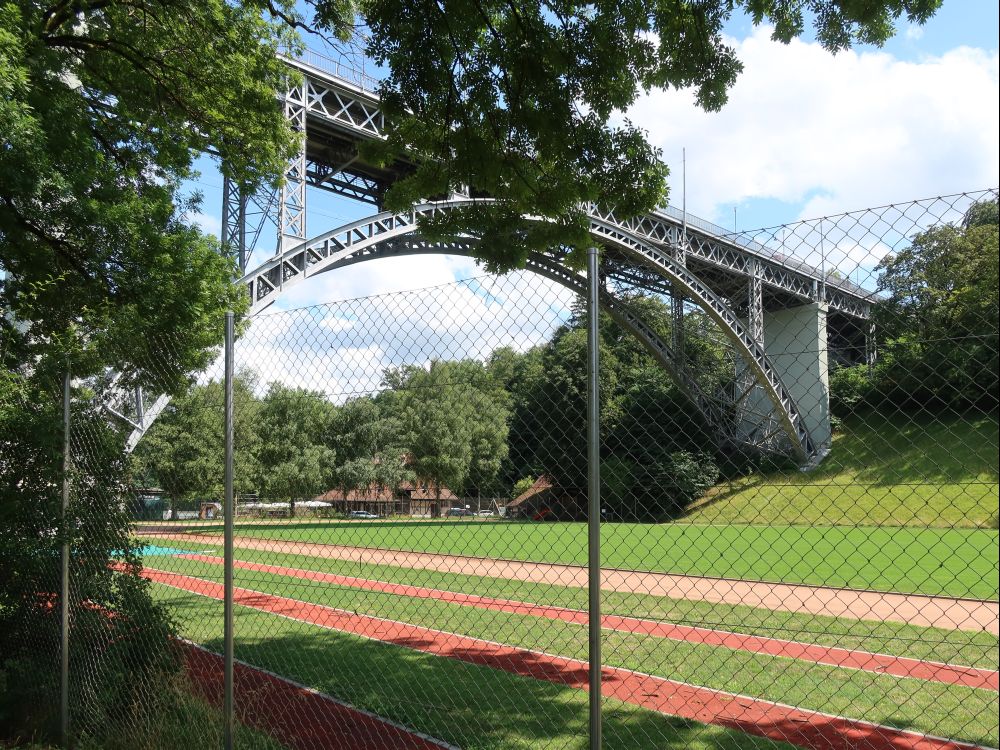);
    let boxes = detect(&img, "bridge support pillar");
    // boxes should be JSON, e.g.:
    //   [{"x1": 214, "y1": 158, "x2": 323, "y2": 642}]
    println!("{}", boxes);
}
[
  {"x1": 221, "y1": 177, "x2": 248, "y2": 273},
  {"x1": 764, "y1": 302, "x2": 832, "y2": 454},
  {"x1": 277, "y1": 82, "x2": 308, "y2": 254}
]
